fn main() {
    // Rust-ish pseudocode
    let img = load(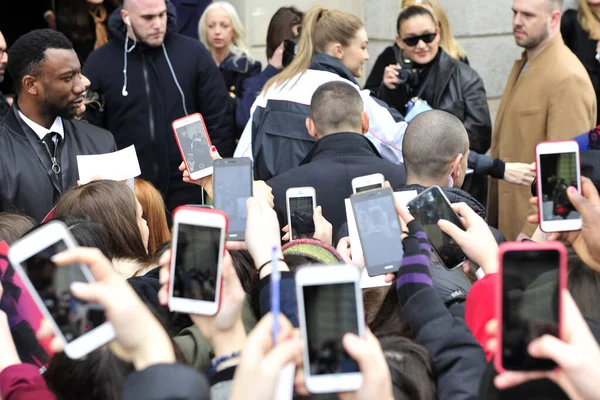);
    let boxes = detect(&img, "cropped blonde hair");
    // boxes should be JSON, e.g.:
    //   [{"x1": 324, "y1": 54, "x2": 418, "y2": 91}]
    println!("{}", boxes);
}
[
  {"x1": 199, "y1": 1, "x2": 255, "y2": 63},
  {"x1": 578, "y1": 0, "x2": 600, "y2": 40},
  {"x1": 262, "y1": 5, "x2": 363, "y2": 93},
  {"x1": 401, "y1": 0, "x2": 467, "y2": 61}
]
